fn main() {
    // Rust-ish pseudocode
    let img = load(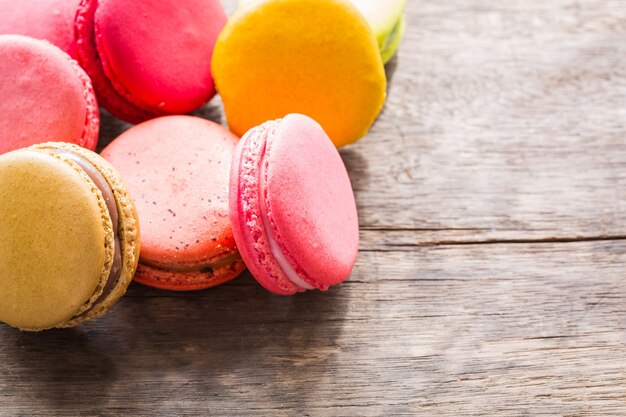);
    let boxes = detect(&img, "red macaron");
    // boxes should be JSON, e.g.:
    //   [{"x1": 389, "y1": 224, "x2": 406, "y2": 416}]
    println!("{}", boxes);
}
[
  {"x1": 101, "y1": 116, "x2": 245, "y2": 291},
  {"x1": 229, "y1": 114, "x2": 360, "y2": 295},
  {"x1": 75, "y1": 0, "x2": 226, "y2": 124},
  {"x1": 0, "y1": 35, "x2": 99, "y2": 155}
]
